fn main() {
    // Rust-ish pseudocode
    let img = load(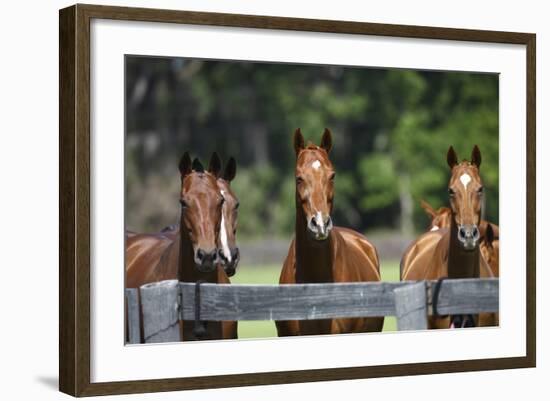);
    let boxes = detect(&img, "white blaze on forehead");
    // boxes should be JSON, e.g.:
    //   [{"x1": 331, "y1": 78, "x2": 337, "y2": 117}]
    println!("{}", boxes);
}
[
  {"x1": 459, "y1": 173, "x2": 472, "y2": 189},
  {"x1": 219, "y1": 190, "x2": 231, "y2": 262},
  {"x1": 311, "y1": 160, "x2": 321, "y2": 170}
]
